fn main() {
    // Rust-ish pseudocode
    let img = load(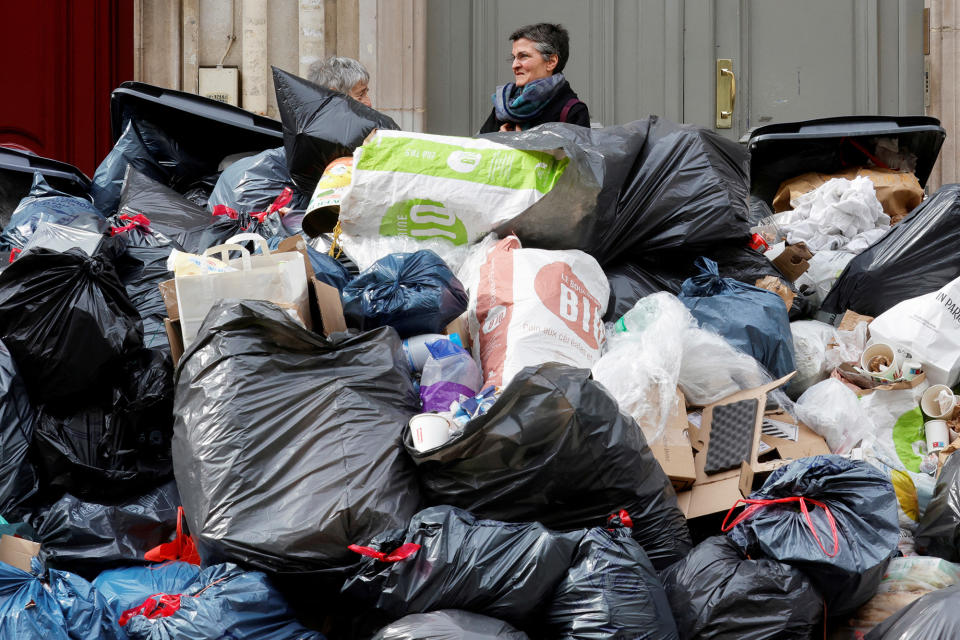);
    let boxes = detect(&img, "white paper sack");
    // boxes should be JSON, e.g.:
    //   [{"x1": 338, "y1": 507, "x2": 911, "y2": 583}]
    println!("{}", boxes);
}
[
  {"x1": 472, "y1": 235, "x2": 609, "y2": 390},
  {"x1": 870, "y1": 274, "x2": 960, "y2": 386},
  {"x1": 774, "y1": 176, "x2": 890, "y2": 253},
  {"x1": 338, "y1": 130, "x2": 568, "y2": 271}
]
